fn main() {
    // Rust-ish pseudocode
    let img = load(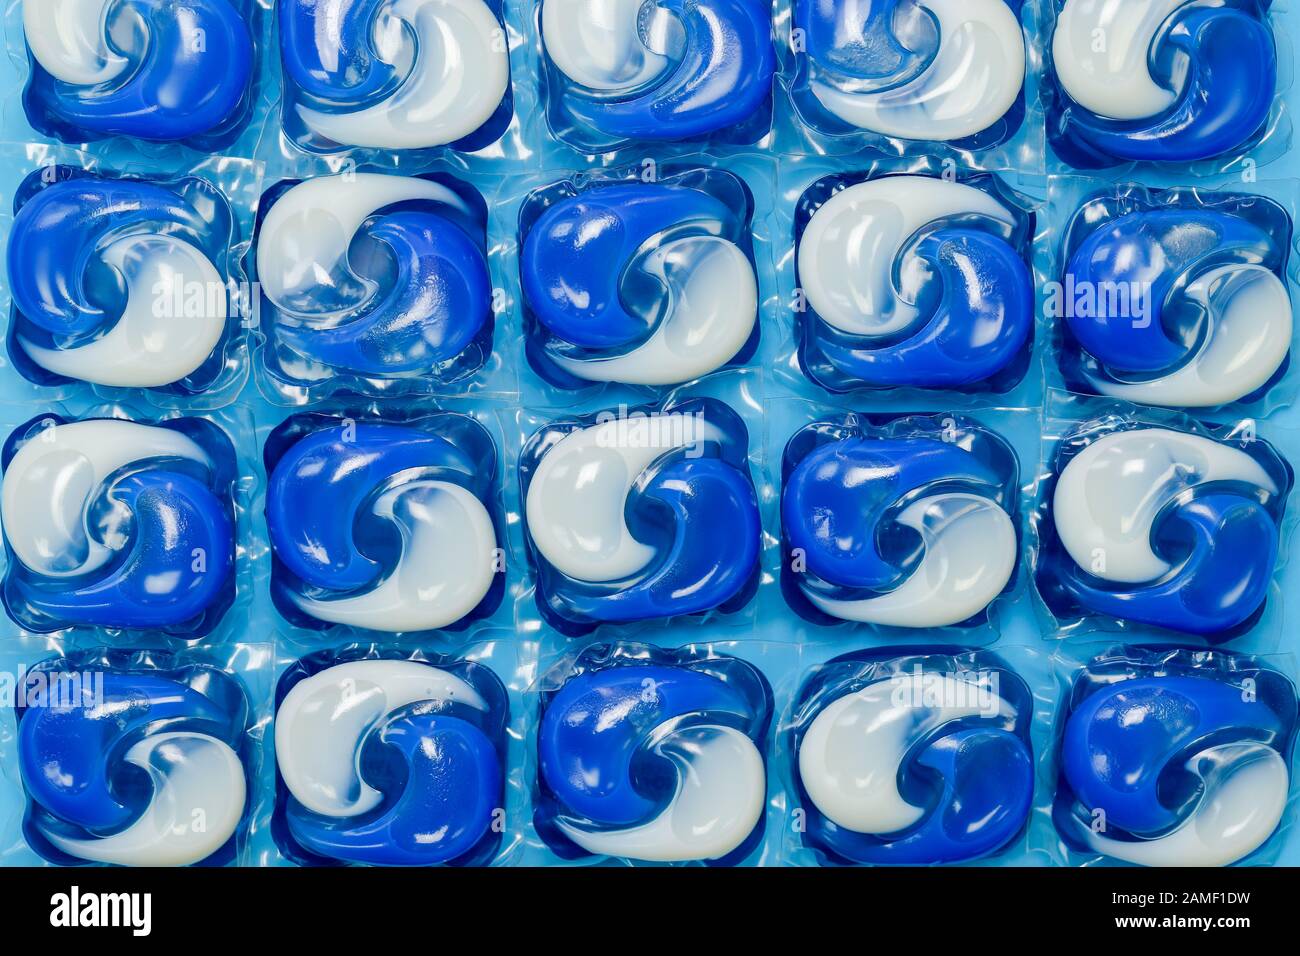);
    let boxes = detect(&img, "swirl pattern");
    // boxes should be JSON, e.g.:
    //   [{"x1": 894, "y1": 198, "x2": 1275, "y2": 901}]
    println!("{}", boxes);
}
[
  {"x1": 793, "y1": 651, "x2": 1033, "y2": 864},
  {"x1": 1039, "y1": 425, "x2": 1291, "y2": 637},
  {"x1": 0, "y1": 416, "x2": 237, "y2": 635},
  {"x1": 22, "y1": 0, "x2": 255, "y2": 144},
  {"x1": 796, "y1": 175, "x2": 1034, "y2": 392},
  {"x1": 521, "y1": 399, "x2": 761, "y2": 634},
  {"x1": 6, "y1": 171, "x2": 234, "y2": 392},
  {"x1": 1056, "y1": 663, "x2": 1296, "y2": 866},
  {"x1": 256, "y1": 173, "x2": 493, "y2": 392},
  {"x1": 1050, "y1": 0, "x2": 1277, "y2": 165},
  {"x1": 279, "y1": 0, "x2": 511, "y2": 151},
  {"x1": 265, "y1": 415, "x2": 501, "y2": 634},
  {"x1": 18, "y1": 658, "x2": 249, "y2": 867},
  {"x1": 540, "y1": 0, "x2": 775, "y2": 146},
  {"x1": 782, "y1": 415, "x2": 1019, "y2": 627},
  {"x1": 275, "y1": 658, "x2": 507, "y2": 866},
  {"x1": 792, "y1": 0, "x2": 1026, "y2": 142},
  {"x1": 536, "y1": 645, "x2": 770, "y2": 863},
  {"x1": 519, "y1": 175, "x2": 759, "y2": 387},
  {"x1": 1059, "y1": 194, "x2": 1292, "y2": 408}
]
